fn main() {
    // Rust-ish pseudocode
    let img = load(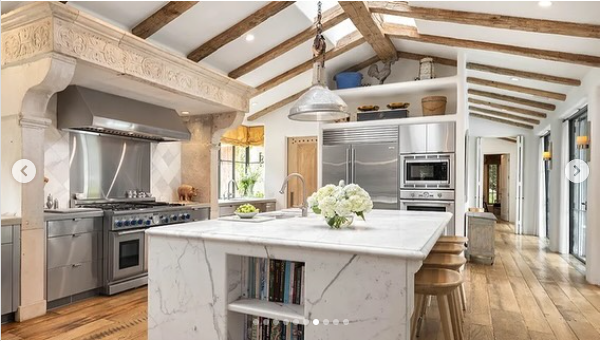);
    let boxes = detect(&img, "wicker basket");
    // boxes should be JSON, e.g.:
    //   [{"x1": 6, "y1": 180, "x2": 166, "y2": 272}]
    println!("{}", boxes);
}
[{"x1": 421, "y1": 96, "x2": 447, "y2": 116}]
